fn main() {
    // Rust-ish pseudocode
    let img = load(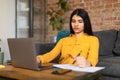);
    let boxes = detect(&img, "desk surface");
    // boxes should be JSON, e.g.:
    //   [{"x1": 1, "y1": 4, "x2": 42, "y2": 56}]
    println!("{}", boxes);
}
[{"x1": 0, "y1": 64, "x2": 102, "y2": 80}]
